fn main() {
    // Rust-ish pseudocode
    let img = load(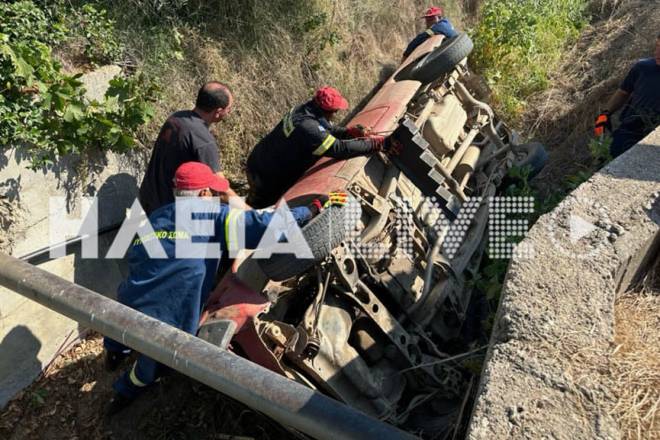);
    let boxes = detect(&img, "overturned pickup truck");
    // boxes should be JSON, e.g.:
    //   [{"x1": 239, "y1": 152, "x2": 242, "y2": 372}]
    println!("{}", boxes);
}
[{"x1": 201, "y1": 33, "x2": 546, "y2": 435}]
